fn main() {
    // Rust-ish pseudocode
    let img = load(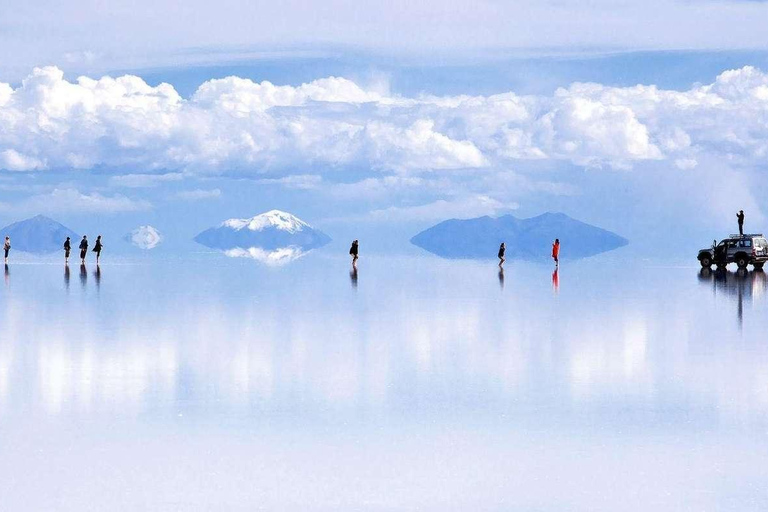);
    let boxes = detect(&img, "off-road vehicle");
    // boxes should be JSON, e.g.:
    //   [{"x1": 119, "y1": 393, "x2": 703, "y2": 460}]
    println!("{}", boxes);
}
[{"x1": 698, "y1": 234, "x2": 768, "y2": 270}]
